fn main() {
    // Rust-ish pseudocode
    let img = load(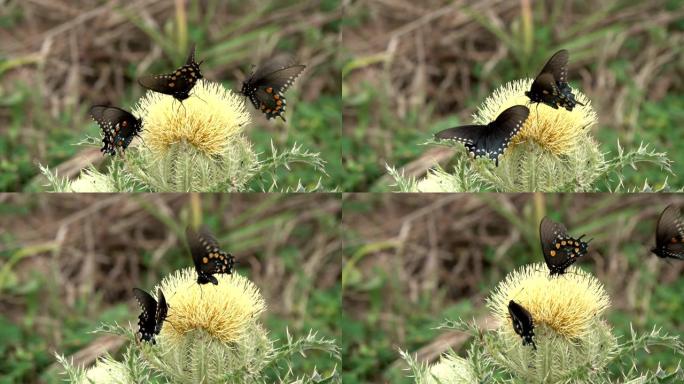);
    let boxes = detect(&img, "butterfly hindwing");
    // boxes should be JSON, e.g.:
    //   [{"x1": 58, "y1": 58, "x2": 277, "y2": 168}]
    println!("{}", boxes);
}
[
  {"x1": 133, "y1": 288, "x2": 167, "y2": 344},
  {"x1": 434, "y1": 105, "x2": 529, "y2": 166},
  {"x1": 539, "y1": 217, "x2": 589, "y2": 275},
  {"x1": 186, "y1": 226, "x2": 235, "y2": 285},
  {"x1": 652, "y1": 205, "x2": 684, "y2": 260},
  {"x1": 241, "y1": 58, "x2": 305, "y2": 121},
  {"x1": 138, "y1": 44, "x2": 203, "y2": 102},
  {"x1": 508, "y1": 300, "x2": 536, "y2": 350},
  {"x1": 89, "y1": 105, "x2": 142, "y2": 156}
]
